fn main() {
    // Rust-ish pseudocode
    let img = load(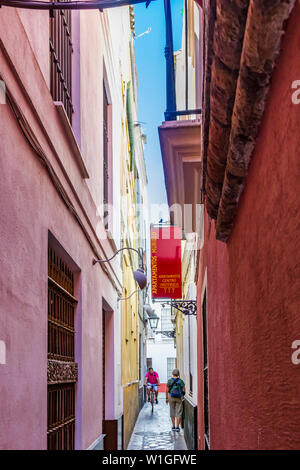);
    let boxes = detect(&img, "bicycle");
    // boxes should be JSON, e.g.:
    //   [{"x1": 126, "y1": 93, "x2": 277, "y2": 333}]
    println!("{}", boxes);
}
[{"x1": 149, "y1": 386, "x2": 155, "y2": 414}]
